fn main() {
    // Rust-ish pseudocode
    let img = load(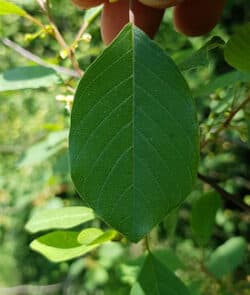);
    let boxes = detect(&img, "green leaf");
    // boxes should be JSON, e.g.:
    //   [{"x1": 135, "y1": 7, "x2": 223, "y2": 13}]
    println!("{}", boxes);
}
[
  {"x1": 153, "y1": 249, "x2": 184, "y2": 271},
  {"x1": 0, "y1": 0, "x2": 26, "y2": 16},
  {"x1": 83, "y1": 6, "x2": 102, "y2": 24},
  {"x1": 30, "y1": 231, "x2": 98, "y2": 262},
  {"x1": 69, "y1": 24, "x2": 199, "y2": 242},
  {"x1": 25, "y1": 206, "x2": 95, "y2": 233},
  {"x1": 18, "y1": 130, "x2": 68, "y2": 168},
  {"x1": 194, "y1": 70, "x2": 250, "y2": 97},
  {"x1": 130, "y1": 282, "x2": 145, "y2": 295},
  {"x1": 0, "y1": 66, "x2": 60, "y2": 92},
  {"x1": 179, "y1": 36, "x2": 224, "y2": 72},
  {"x1": 77, "y1": 228, "x2": 104, "y2": 244},
  {"x1": 206, "y1": 237, "x2": 247, "y2": 278},
  {"x1": 89, "y1": 230, "x2": 118, "y2": 245},
  {"x1": 138, "y1": 253, "x2": 190, "y2": 295},
  {"x1": 78, "y1": 228, "x2": 117, "y2": 246},
  {"x1": 120, "y1": 249, "x2": 182, "y2": 287},
  {"x1": 191, "y1": 192, "x2": 221, "y2": 246},
  {"x1": 224, "y1": 23, "x2": 250, "y2": 73}
]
